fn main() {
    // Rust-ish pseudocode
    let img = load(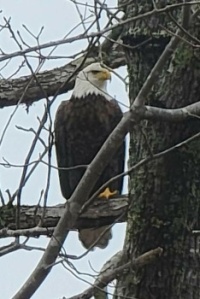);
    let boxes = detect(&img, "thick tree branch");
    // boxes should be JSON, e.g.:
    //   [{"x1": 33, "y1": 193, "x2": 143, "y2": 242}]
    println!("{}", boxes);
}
[
  {"x1": 144, "y1": 102, "x2": 200, "y2": 121},
  {"x1": 0, "y1": 196, "x2": 128, "y2": 238},
  {"x1": 0, "y1": 51, "x2": 126, "y2": 108}
]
